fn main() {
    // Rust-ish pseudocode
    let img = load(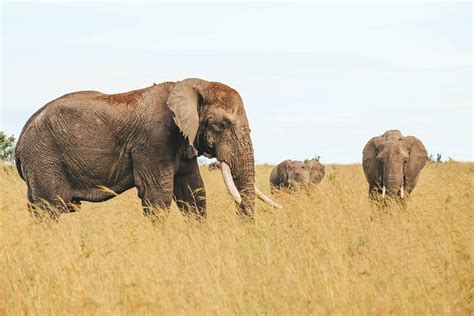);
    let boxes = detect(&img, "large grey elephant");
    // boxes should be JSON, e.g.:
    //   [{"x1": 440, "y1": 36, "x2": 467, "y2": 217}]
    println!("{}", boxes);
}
[
  {"x1": 15, "y1": 78, "x2": 280, "y2": 219},
  {"x1": 270, "y1": 159, "x2": 325, "y2": 191},
  {"x1": 362, "y1": 129, "x2": 428, "y2": 200}
]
